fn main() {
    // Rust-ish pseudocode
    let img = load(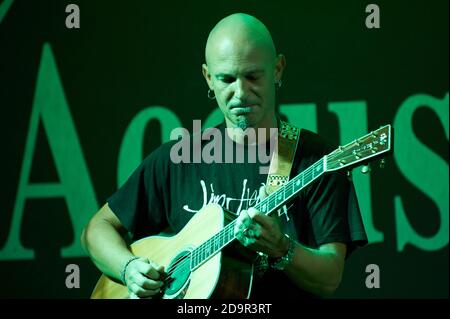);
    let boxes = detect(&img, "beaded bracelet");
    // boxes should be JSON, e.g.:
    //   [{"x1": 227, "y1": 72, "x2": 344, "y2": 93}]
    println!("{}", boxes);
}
[{"x1": 120, "y1": 256, "x2": 140, "y2": 285}]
